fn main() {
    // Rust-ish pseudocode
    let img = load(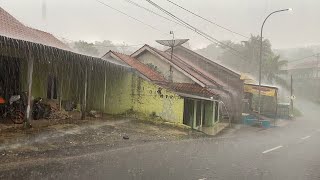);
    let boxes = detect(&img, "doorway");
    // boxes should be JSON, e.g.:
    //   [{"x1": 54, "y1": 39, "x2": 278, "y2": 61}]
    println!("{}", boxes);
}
[{"x1": 0, "y1": 55, "x2": 21, "y2": 115}]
